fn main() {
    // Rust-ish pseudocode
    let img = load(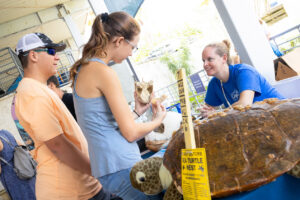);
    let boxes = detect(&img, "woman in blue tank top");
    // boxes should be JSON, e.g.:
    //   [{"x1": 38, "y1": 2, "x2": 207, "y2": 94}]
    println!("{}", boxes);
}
[{"x1": 69, "y1": 12, "x2": 166, "y2": 200}]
